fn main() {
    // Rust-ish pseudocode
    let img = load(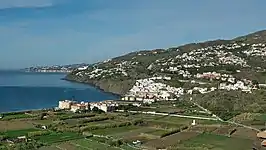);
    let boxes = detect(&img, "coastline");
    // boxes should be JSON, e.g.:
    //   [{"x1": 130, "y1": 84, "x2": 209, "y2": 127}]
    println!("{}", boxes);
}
[
  {"x1": 22, "y1": 71, "x2": 69, "y2": 74},
  {"x1": 19, "y1": 71, "x2": 124, "y2": 99},
  {"x1": 61, "y1": 77, "x2": 122, "y2": 99},
  {"x1": 0, "y1": 71, "x2": 120, "y2": 114},
  {"x1": 0, "y1": 107, "x2": 55, "y2": 114}
]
